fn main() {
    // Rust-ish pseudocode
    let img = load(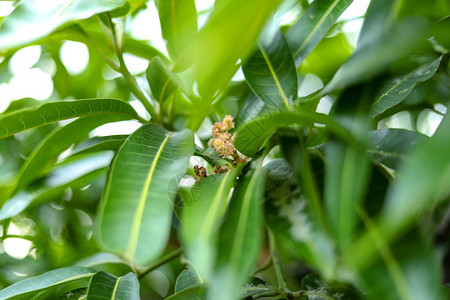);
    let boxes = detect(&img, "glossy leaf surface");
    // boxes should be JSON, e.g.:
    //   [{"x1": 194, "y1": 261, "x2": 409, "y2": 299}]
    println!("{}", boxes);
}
[
  {"x1": 182, "y1": 169, "x2": 239, "y2": 279},
  {"x1": 370, "y1": 57, "x2": 441, "y2": 117},
  {"x1": 208, "y1": 165, "x2": 265, "y2": 300},
  {"x1": 0, "y1": 267, "x2": 94, "y2": 299},
  {"x1": 97, "y1": 124, "x2": 194, "y2": 266},
  {"x1": 0, "y1": 99, "x2": 138, "y2": 139},
  {"x1": 243, "y1": 30, "x2": 297, "y2": 110},
  {"x1": 0, "y1": 0, "x2": 126, "y2": 51},
  {"x1": 285, "y1": 0, "x2": 353, "y2": 65},
  {"x1": 86, "y1": 271, "x2": 139, "y2": 300},
  {"x1": 146, "y1": 57, "x2": 180, "y2": 103}
]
